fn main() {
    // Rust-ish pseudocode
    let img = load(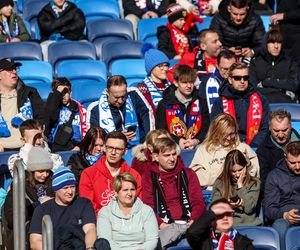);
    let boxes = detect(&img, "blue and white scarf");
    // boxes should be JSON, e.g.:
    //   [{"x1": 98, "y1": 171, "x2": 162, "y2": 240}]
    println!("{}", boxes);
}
[
  {"x1": 49, "y1": 1, "x2": 69, "y2": 40},
  {"x1": 2, "y1": 18, "x2": 19, "y2": 40},
  {"x1": 98, "y1": 89, "x2": 140, "y2": 148},
  {"x1": 206, "y1": 70, "x2": 220, "y2": 114},
  {"x1": 0, "y1": 97, "x2": 33, "y2": 137},
  {"x1": 49, "y1": 105, "x2": 81, "y2": 144},
  {"x1": 143, "y1": 76, "x2": 170, "y2": 109},
  {"x1": 86, "y1": 153, "x2": 103, "y2": 165}
]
